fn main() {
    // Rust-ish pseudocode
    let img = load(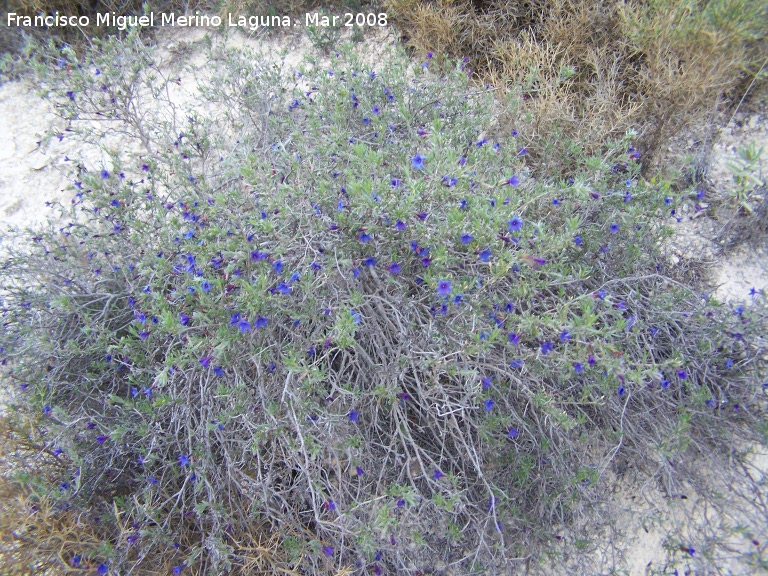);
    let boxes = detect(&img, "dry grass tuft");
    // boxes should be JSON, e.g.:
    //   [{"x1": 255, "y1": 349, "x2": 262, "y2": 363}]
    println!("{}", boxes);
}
[{"x1": 386, "y1": 0, "x2": 768, "y2": 174}]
